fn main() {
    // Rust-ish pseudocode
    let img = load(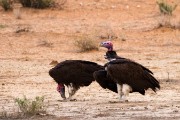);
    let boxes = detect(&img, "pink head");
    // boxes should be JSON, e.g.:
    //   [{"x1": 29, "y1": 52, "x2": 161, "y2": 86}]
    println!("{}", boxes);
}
[
  {"x1": 100, "y1": 41, "x2": 113, "y2": 51},
  {"x1": 57, "y1": 83, "x2": 66, "y2": 99}
]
